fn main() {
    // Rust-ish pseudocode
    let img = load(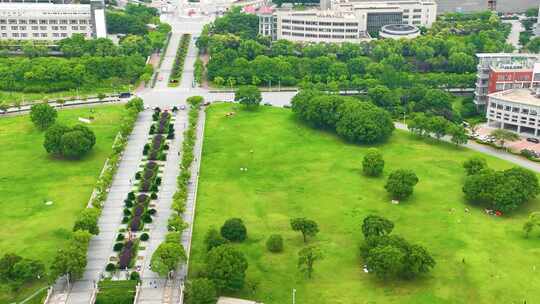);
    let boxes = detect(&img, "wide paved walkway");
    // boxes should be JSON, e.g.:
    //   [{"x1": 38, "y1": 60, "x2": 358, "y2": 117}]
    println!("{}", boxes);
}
[{"x1": 47, "y1": 111, "x2": 153, "y2": 304}]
